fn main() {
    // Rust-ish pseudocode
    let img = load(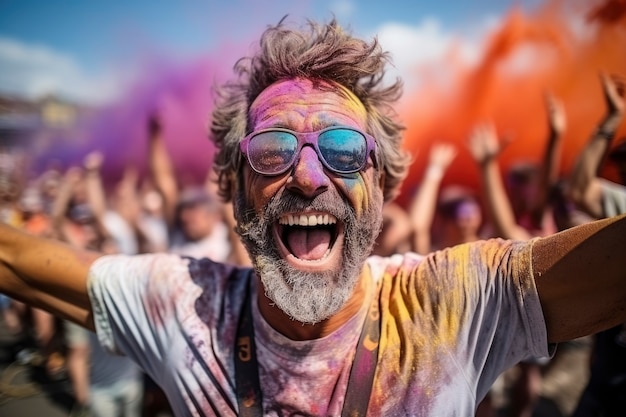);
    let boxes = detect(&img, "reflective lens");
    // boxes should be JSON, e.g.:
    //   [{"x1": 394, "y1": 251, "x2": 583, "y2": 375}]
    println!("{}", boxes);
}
[
  {"x1": 318, "y1": 129, "x2": 367, "y2": 173},
  {"x1": 247, "y1": 131, "x2": 298, "y2": 175},
  {"x1": 240, "y1": 127, "x2": 376, "y2": 176}
]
